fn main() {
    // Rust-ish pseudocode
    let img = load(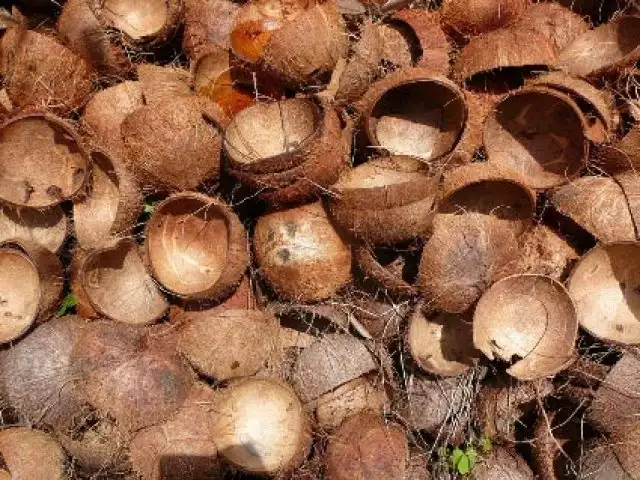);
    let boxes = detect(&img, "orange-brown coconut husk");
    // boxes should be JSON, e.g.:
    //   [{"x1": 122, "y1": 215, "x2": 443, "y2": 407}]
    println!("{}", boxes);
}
[
  {"x1": 580, "y1": 442, "x2": 632, "y2": 479},
  {"x1": 0, "y1": 428, "x2": 66, "y2": 480},
  {"x1": 121, "y1": 95, "x2": 224, "y2": 191},
  {"x1": 559, "y1": 15, "x2": 640, "y2": 79},
  {"x1": 349, "y1": 292, "x2": 411, "y2": 343},
  {"x1": 137, "y1": 63, "x2": 191, "y2": 106},
  {"x1": 0, "y1": 112, "x2": 91, "y2": 208},
  {"x1": 549, "y1": 176, "x2": 636, "y2": 243},
  {"x1": 474, "y1": 274, "x2": 578, "y2": 381},
  {"x1": 596, "y1": 124, "x2": 640, "y2": 174},
  {"x1": 515, "y1": 225, "x2": 579, "y2": 280},
  {"x1": 145, "y1": 192, "x2": 248, "y2": 302},
  {"x1": 269, "y1": 300, "x2": 352, "y2": 335},
  {"x1": 484, "y1": 87, "x2": 588, "y2": 189},
  {"x1": 183, "y1": 0, "x2": 240, "y2": 58},
  {"x1": 253, "y1": 202, "x2": 352, "y2": 302},
  {"x1": 418, "y1": 214, "x2": 520, "y2": 314},
  {"x1": 73, "y1": 149, "x2": 142, "y2": 249},
  {"x1": 0, "y1": 27, "x2": 94, "y2": 115},
  {"x1": 362, "y1": 71, "x2": 467, "y2": 164},
  {"x1": 441, "y1": 0, "x2": 528, "y2": 39},
  {"x1": 325, "y1": 413, "x2": 409, "y2": 480},
  {"x1": 473, "y1": 447, "x2": 535, "y2": 479},
  {"x1": 614, "y1": 171, "x2": 640, "y2": 237},
  {"x1": 0, "y1": 204, "x2": 68, "y2": 253},
  {"x1": 0, "y1": 239, "x2": 63, "y2": 343},
  {"x1": 354, "y1": 244, "x2": 419, "y2": 299},
  {"x1": 568, "y1": 242, "x2": 640, "y2": 345},
  {"x1": 451, "y1": 27, "x2": 557, "y2": 83},
  {"x1": 78, "y1": 238, "x2": 169, "y2": 324}
]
